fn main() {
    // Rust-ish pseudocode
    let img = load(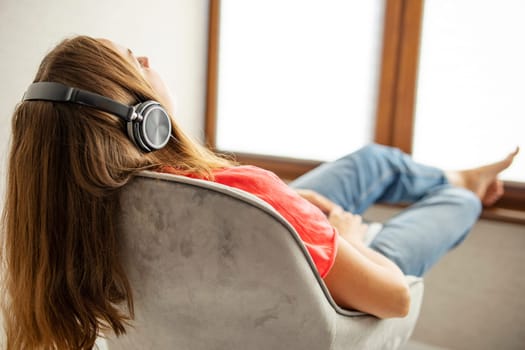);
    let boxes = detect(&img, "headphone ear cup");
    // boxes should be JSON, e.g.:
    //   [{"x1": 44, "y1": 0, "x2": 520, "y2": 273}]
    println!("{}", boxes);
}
[
  {"x1": 127, "y1": 101, "x2": 172, "y2": 152},
  {"x1": 127, "y1": 120, "x2": 151, "y2": 152}
]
